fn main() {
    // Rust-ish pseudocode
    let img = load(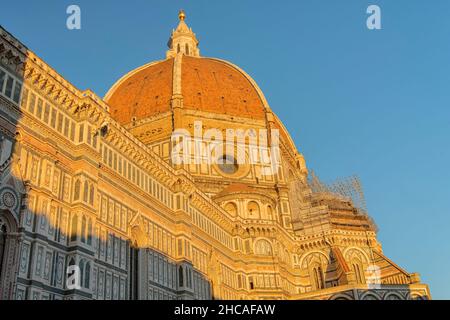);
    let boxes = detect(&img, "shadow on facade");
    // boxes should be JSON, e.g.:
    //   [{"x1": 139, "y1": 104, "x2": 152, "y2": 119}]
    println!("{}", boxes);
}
[
  {"x1": 0, "y1": 53, "x2": 212, "y2": 300},
  {"x1": 0, "y1": 204, "x2": 212, "y2": 300}
]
